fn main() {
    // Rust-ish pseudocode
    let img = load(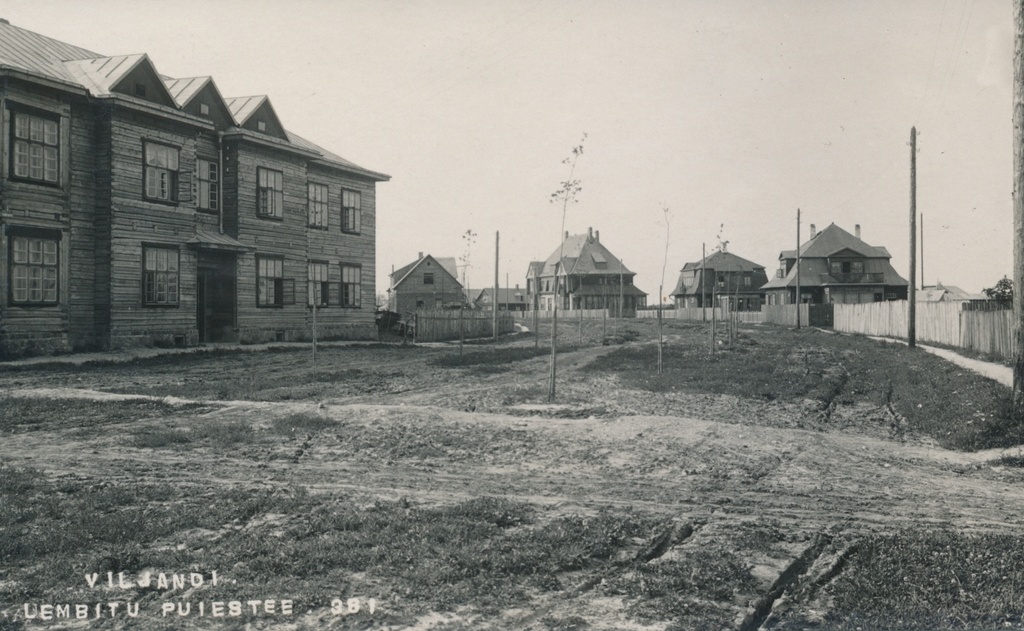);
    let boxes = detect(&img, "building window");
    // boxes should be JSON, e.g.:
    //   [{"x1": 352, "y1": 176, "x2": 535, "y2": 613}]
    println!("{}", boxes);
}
[
  {"x1": 308, "y1": 183, "x2": 328, "y2": 228},
  {"x1": 9, "y1": 232, "x2": 59, "y2": 305},
  {"x1": 199, "y1": 103, "x2": 210, "y2": 116},
  {"x1": 144, "y1": 142, "x2": 179, "y2": 202},
  {"x1": 308, "y1": 261, "x2": 329, "y2": 306},
  {"x1": 10, "y1": 109, "x2": 59, "y2": 184},
  {"x1": 135, "y1": 83, "x2": 147, "y2": 97},
  {"x1": 744, "y1": 275, "x2": 752, "y2": 287},
  {"x1": 257, "y1": 256, "x2": 285, "y2": 307},
  {"x1": 341, "y1": 265, "x2": 361, "y2": 308},
  {"x1": 423, "y1": 272, "x2": 434, "y2": 285},
  {"x1": 257, "y1": 120, "x2": 267, "y2": 132},
  {"x1": 342, "y1": 190, "x2": 361, "y2": 233},
  {"x1": 851, "y1": 261, "x2": 864, "y2": 274},
  {"x1": 197, "y1": 159, "x2": 218, "y2": 212},
  {"x1": 257, "y1": 168, "x2": 284, "y2": 218},
  {"x1": 143, "y1": 246, "x2": 179, "y2": 306}
]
